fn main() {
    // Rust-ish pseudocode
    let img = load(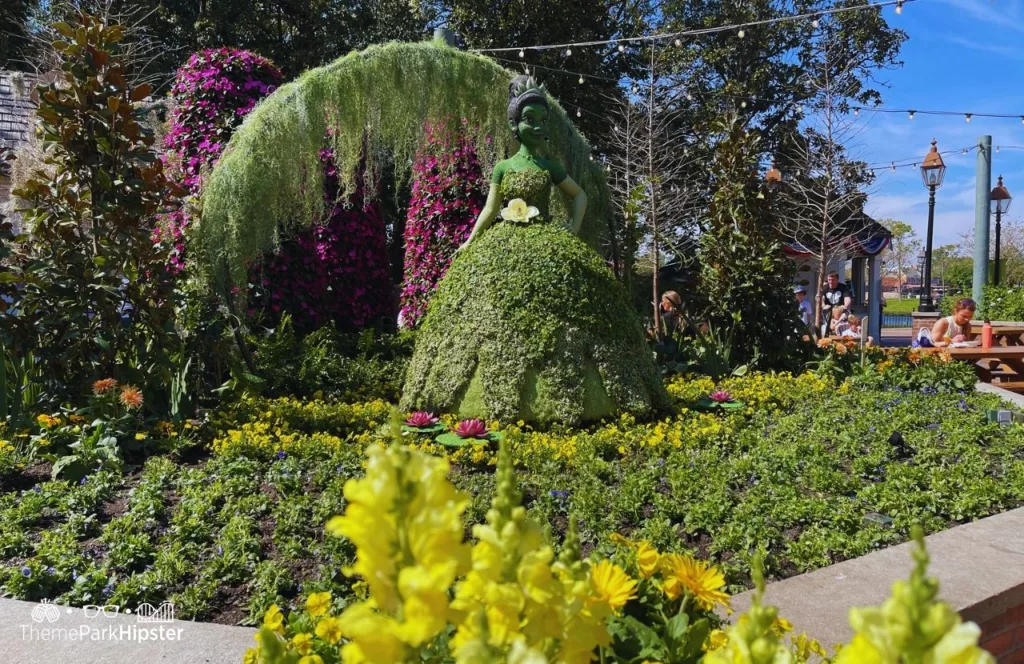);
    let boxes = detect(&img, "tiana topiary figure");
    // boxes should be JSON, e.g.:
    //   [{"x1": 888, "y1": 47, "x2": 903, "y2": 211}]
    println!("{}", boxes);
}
[{"x1": 401, "y1": 76, "x2": 668, "y2": 425}]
